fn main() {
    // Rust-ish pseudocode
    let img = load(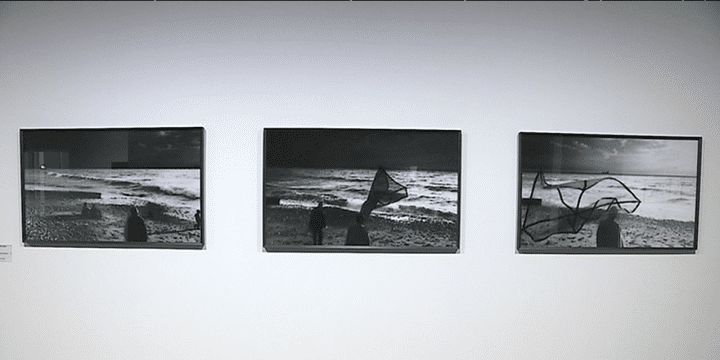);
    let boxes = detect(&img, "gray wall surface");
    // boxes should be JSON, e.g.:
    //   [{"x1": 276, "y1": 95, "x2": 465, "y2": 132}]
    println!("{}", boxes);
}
[{"x1": 1, "y1": 2, "x2": 719, "y2": 359}]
